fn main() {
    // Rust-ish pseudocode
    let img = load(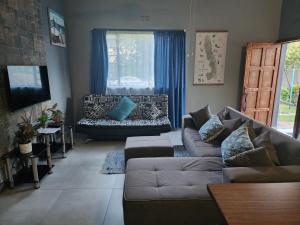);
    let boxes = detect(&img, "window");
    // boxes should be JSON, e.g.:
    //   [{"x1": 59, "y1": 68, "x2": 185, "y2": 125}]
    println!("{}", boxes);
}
[{"x1": 106, "y1": 31, "x2": 154, "y2": 90}]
